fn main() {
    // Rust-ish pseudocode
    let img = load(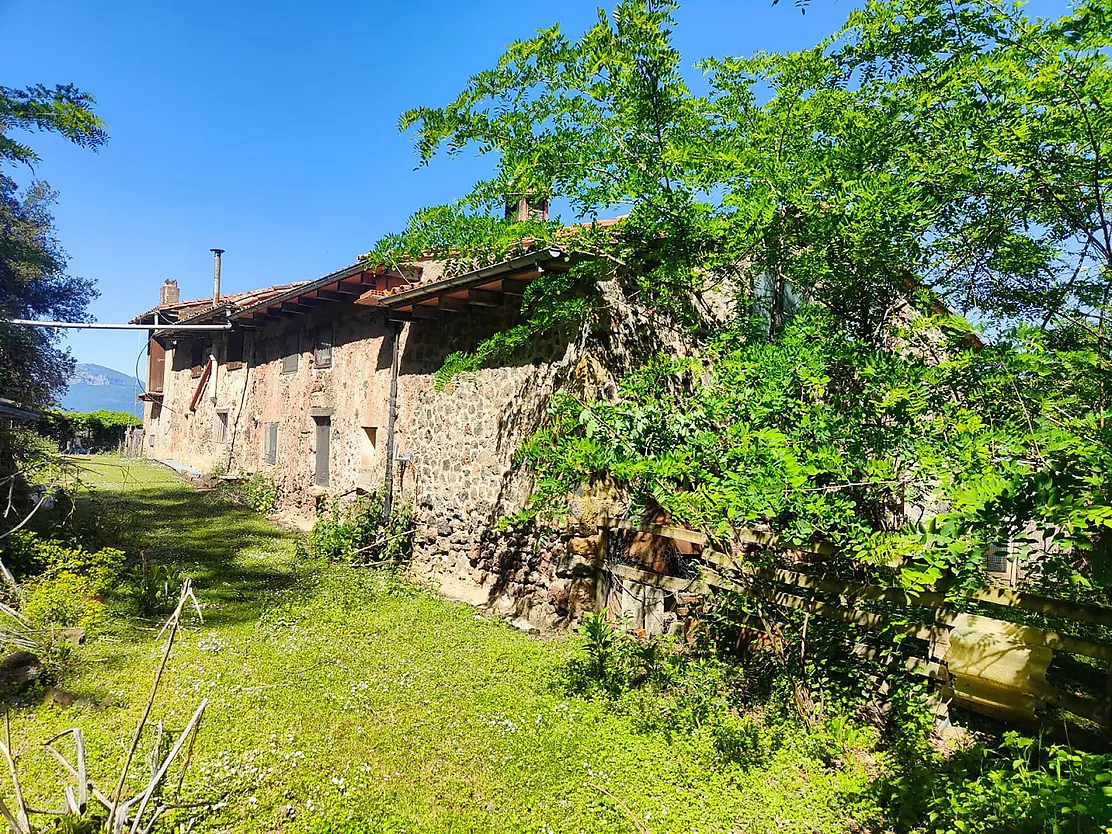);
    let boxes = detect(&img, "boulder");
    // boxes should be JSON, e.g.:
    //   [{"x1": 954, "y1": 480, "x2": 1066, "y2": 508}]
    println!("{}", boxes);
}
[{"x1": 0, "y1": 651, "x2": 44, "y2": 691}]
